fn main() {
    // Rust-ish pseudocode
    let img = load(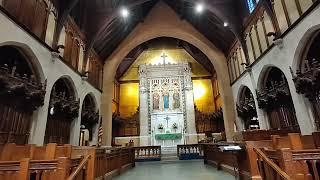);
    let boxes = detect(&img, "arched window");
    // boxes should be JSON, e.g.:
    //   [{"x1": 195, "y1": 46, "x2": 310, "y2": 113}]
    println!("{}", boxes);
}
[
  {"x1": 236, "y1": 86, "x2": 259, "y2": 130},
  {"x1": 292, "y1": 31, "x2": 320, "y2": 130},
  {"x1": 0, "y1": 46, "x2": 45, "y2": 144},
  {"x1": 247, "y1": 0, "x2": 260, "y2": 13},
  {"x1": 45, "y1": 78, "x2": 79, "y2": 145}
]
